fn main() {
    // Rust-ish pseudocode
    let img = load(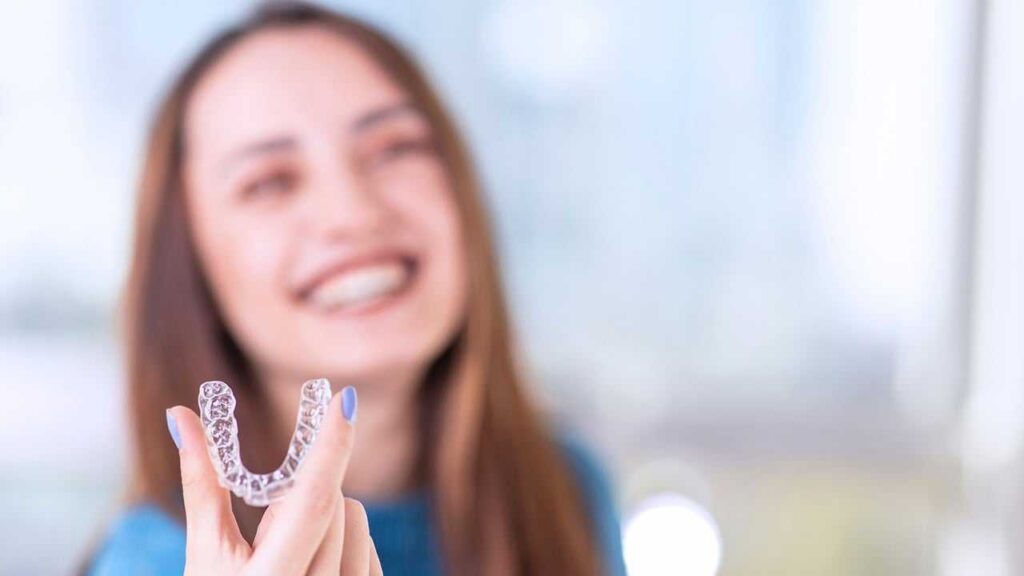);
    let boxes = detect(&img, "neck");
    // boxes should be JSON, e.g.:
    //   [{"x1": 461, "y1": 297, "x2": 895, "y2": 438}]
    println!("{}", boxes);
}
[{"x1": 263, "y1": 366, "x2": 423, "y2": 500}]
